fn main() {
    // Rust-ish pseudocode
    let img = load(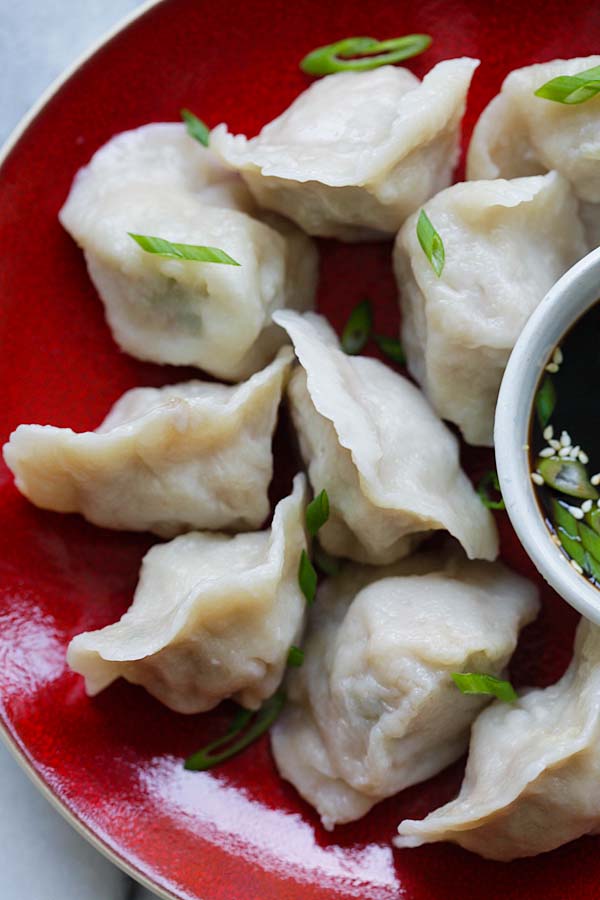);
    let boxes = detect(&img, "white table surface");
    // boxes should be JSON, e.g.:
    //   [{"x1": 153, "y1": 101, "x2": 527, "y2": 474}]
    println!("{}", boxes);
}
[{"x1": 0, "y1": 3, "x2": 163, "y2": 897}]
